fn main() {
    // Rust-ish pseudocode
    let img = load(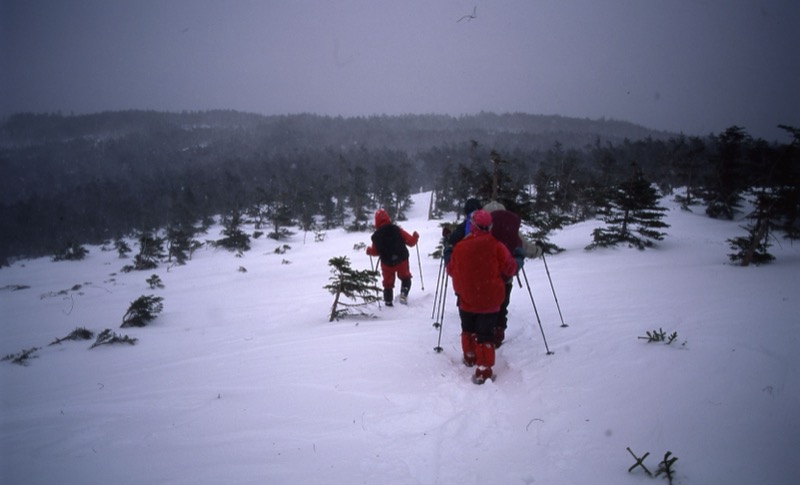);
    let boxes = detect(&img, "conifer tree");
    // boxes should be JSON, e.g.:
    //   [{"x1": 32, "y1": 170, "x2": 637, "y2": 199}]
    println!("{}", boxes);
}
[
  {"x1": 121, "y1": 295, "x2": 164, "y2": 328},
  {"x1": 704, "y1": 126, "x2": 748, "y2": 219},
  {"x1": 728, "y1": 125, "x2": 800, "y2": 266},
  {"x1": 587, "y1": 164, "x2": 670, "y2": 250},
  {"x1": 214, "y1": 210, "x2": 251, "y2": 252},
  {"x1": 166, "y1": 224, "x2": 195, "y2": 265},
  {"x1": 123, "y1": 233, "x2": 164, "y2": 271},
  {"x1": 324, "y1": 256, "x2": 382, "y2": 322}
]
